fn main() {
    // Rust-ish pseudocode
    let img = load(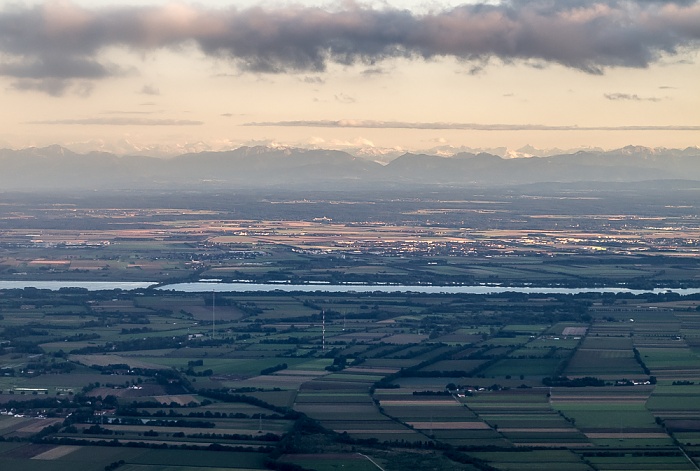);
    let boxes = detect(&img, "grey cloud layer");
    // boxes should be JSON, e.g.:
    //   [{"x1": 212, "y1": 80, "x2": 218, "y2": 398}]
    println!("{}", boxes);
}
[
  {"x1": 604, "y1": 92, "x2": 664, "y2": 101},
  {"x1": 1, "y1": 0, "x2": 699, "y2": 89},
  {"x1": 245, "y1": 119, "x2": 700, "y2": 131},
  {"x1": 31, "y1": 118, "x2": 203, "y2": 125}
]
